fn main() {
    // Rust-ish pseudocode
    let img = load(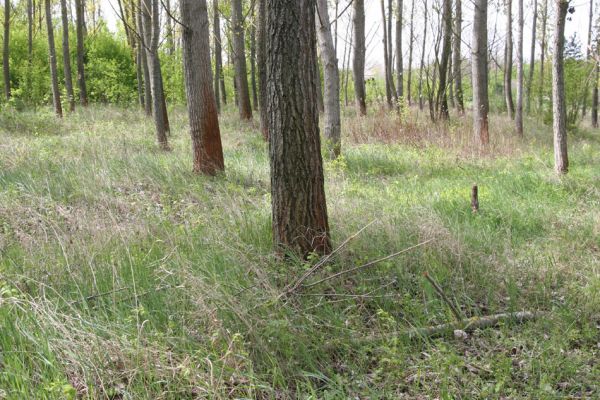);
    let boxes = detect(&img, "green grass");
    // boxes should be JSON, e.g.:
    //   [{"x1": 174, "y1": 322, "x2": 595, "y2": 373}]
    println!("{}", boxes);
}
[{"x1": 0, "y1": 104, "x2": 599, "y2": 399}]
